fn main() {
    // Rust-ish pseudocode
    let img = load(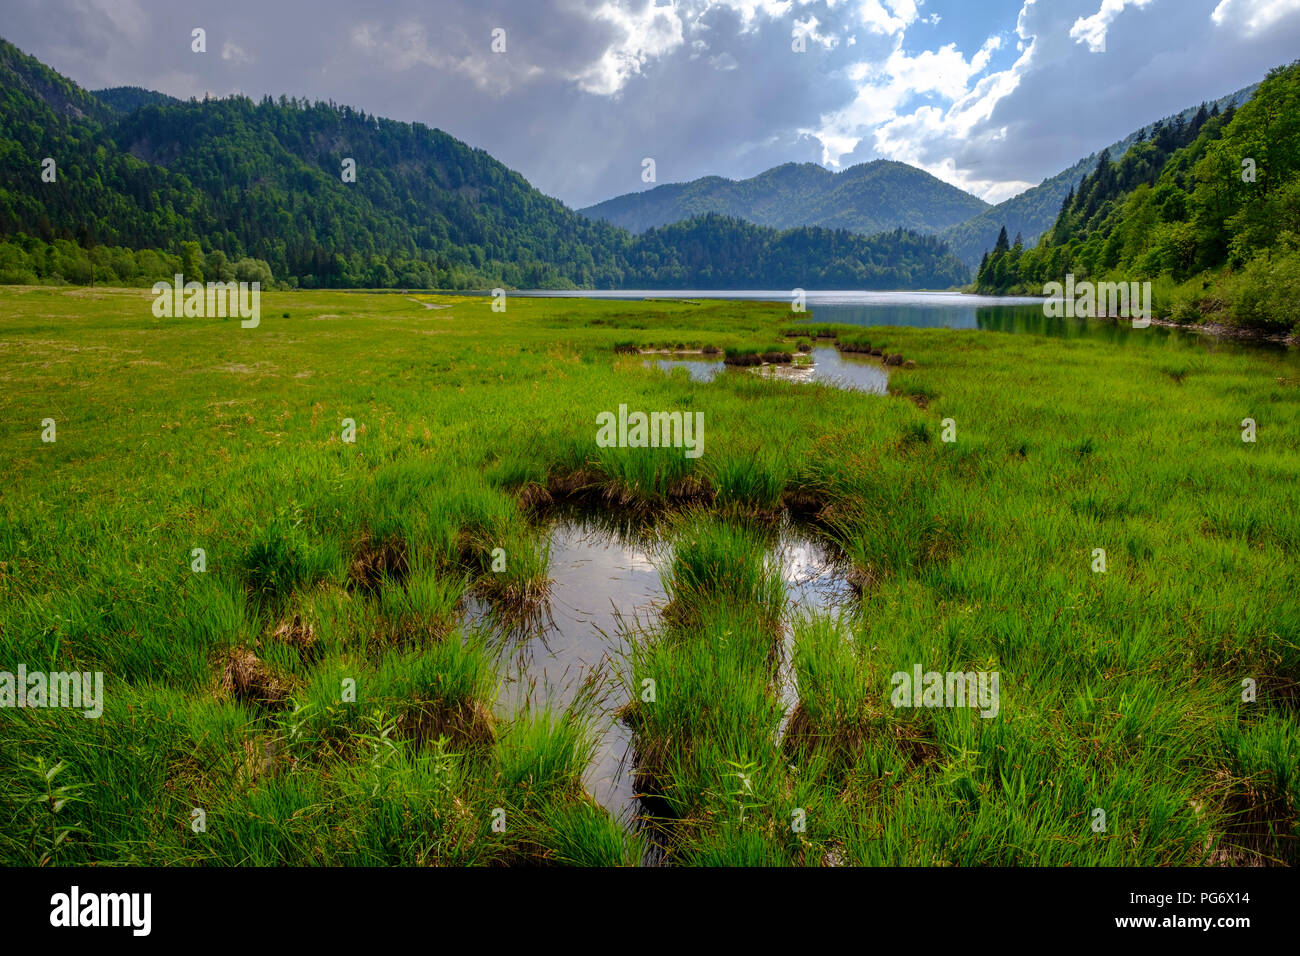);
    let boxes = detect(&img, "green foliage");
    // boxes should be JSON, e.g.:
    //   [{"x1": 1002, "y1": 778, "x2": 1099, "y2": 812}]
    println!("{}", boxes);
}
[
  {"x1": 973, "y1": 60, "x2": 1300, "y2": 333},
  {"x1": 628, "y1": 215, "x2": 968, "y2": 289},
  {"x1": 581, "y1": 159, "x2": 989, "y2": 235},
  {"x1": 944, "y1": 84, "x2": 1256, "y2": 269}
]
